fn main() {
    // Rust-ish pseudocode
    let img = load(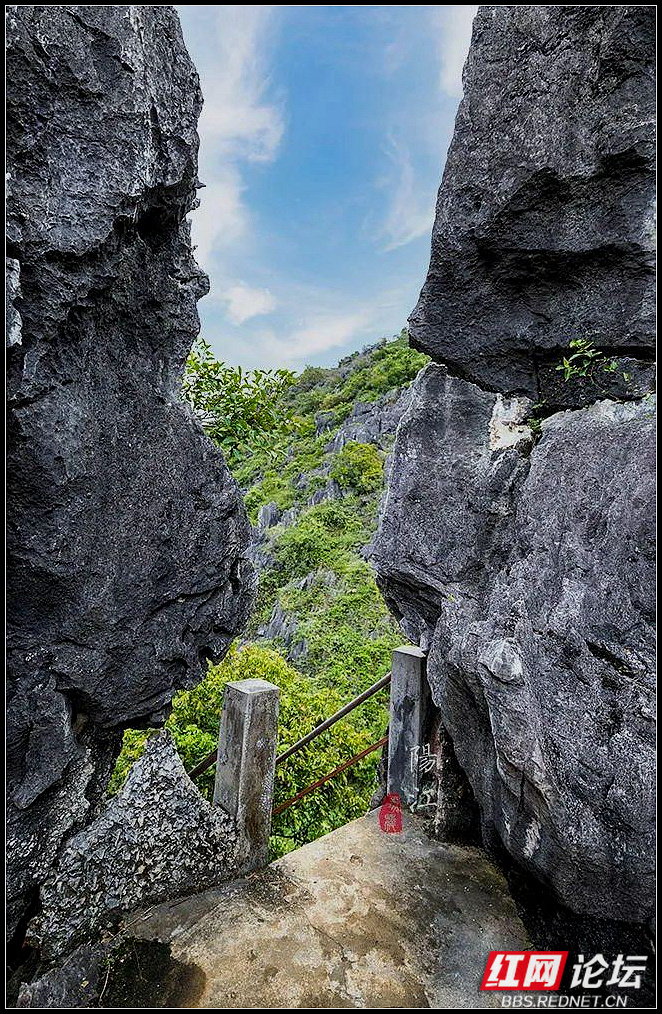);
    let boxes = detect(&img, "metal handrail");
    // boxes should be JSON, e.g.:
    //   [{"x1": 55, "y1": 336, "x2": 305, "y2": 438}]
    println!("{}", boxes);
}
[
  {"x1": 275, "y1": 672, "x2": 391, "y2": 766},
  {"x1": 187, "y1": 671, "x2": 391, "y2": 781},
  {"x1": 272, "y1": 734, "x2": 389, "y2": 817},
  {"x1": 188, "y1": 746, "x2": 220, "y2": 781}
]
